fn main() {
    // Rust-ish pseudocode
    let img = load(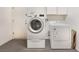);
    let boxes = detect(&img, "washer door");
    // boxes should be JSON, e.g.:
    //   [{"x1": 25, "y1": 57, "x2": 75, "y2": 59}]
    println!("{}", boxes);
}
[{"x1": 29, "y1": 17, "x2": 44, "y2": 33}]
